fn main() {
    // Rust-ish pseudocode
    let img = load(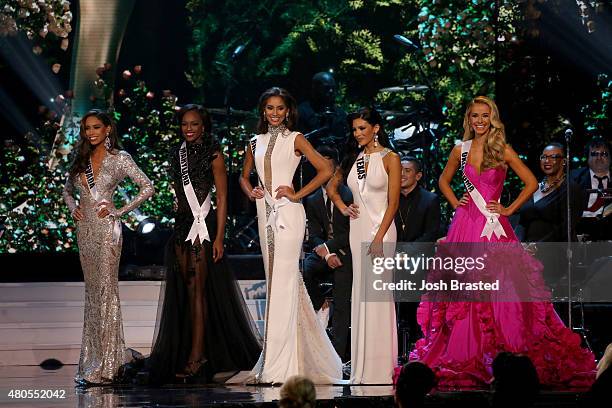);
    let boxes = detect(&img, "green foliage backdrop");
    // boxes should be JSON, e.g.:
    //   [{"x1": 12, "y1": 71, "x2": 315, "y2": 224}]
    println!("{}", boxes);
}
[{"x1": 1, "y1": 0, "x2": 610, "y2": 253}]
